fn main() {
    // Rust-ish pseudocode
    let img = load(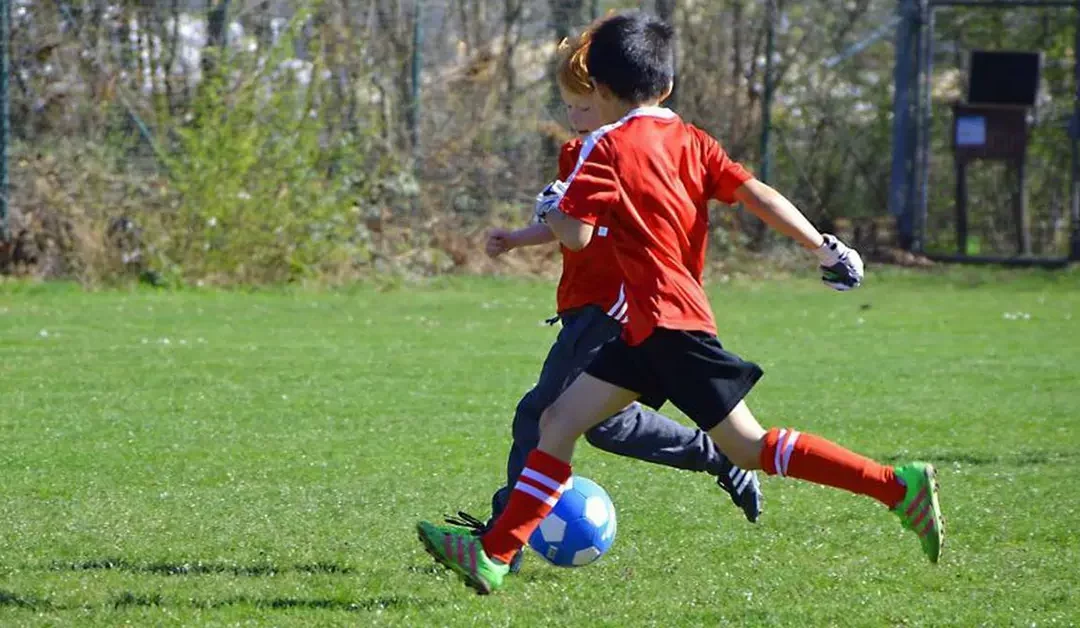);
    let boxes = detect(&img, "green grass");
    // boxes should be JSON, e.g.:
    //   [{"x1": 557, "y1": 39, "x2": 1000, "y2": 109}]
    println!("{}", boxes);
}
[{"x1": 1, "y1": 268, "x2": 1078, "y2": 626}]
